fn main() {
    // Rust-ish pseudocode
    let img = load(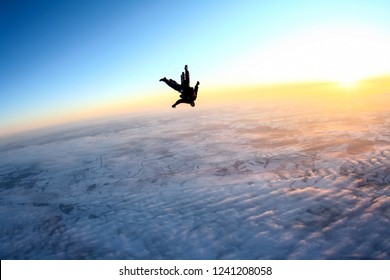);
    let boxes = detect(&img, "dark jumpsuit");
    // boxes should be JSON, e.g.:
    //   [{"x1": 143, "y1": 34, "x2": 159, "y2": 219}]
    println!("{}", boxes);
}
[{"x1": 161, "y1": 66, "x2": 199, "y2": 107}]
